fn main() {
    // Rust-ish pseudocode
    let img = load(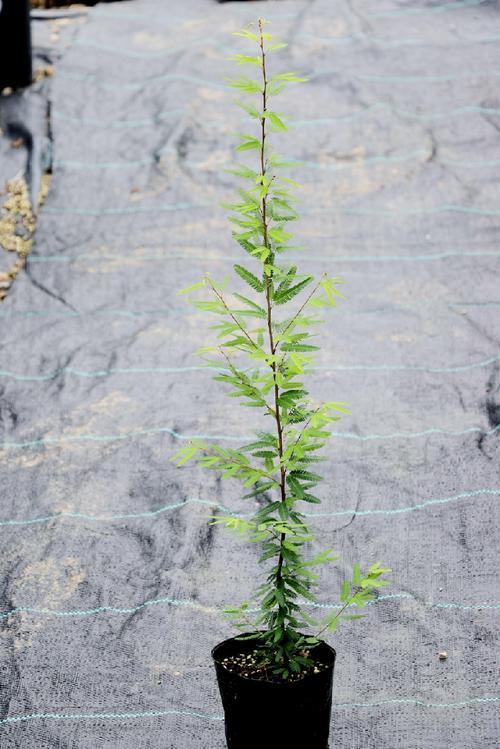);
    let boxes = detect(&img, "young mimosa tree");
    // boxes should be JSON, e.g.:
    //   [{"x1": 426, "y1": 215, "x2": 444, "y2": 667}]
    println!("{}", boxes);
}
[{"x1": 174, "y1": 18, "x2": 389, "y2": 683}]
